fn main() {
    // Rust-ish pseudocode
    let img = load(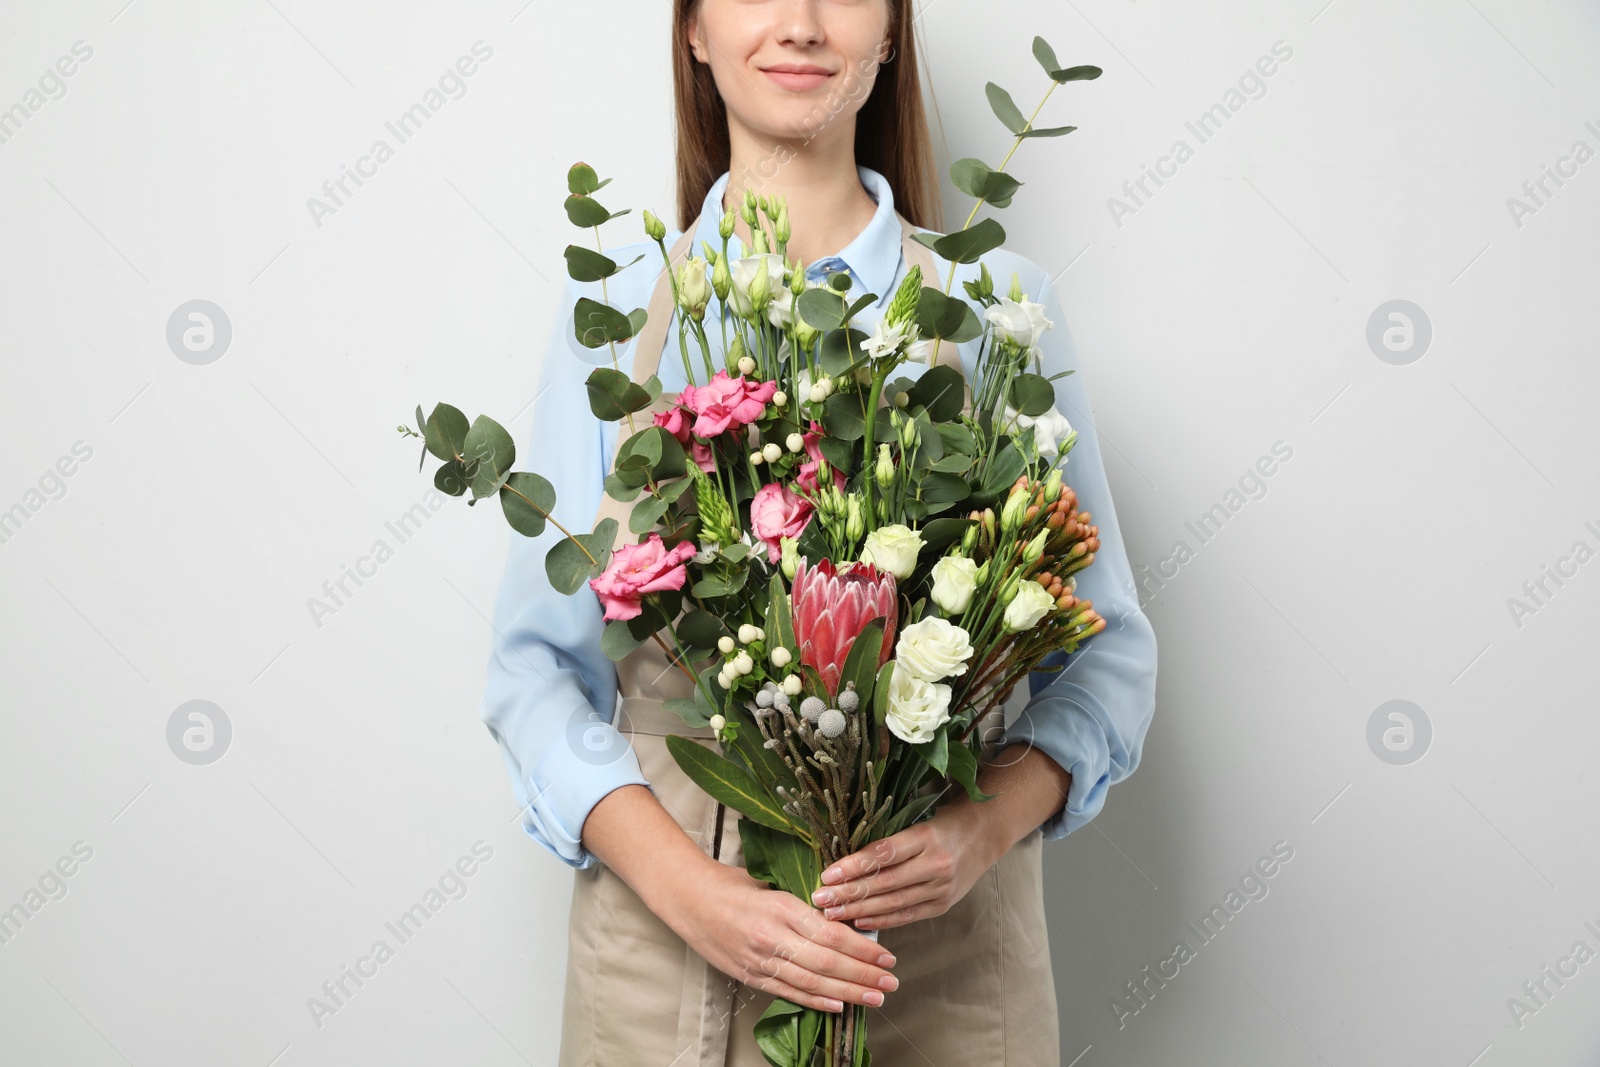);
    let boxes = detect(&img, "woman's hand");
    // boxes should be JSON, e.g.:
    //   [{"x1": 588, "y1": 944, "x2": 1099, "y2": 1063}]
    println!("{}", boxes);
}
[
  {"x1": 806, "y1": 802, "x2": 1001, "y2": 933},
  {"x1": 660, "y1": 859, "x2": 902, "y2": 1014}
]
